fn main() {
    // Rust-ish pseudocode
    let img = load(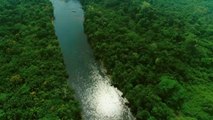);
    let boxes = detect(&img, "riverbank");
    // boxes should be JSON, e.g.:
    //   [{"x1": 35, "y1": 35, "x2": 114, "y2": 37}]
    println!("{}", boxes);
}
[
  {"x1": 80, "y1": 0, "x2": 213, "y2": 119},
  {"x1": 0, "y1": 0, "x2": 81, "y2": 119}
]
